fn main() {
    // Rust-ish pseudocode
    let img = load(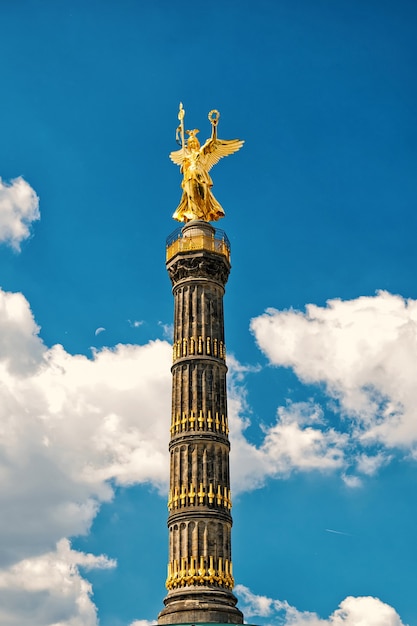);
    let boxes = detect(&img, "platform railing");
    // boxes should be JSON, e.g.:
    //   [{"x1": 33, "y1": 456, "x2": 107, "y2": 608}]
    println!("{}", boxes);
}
[{"x1": 166, "y1": 227, "x2": 231, "y2": 262}]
